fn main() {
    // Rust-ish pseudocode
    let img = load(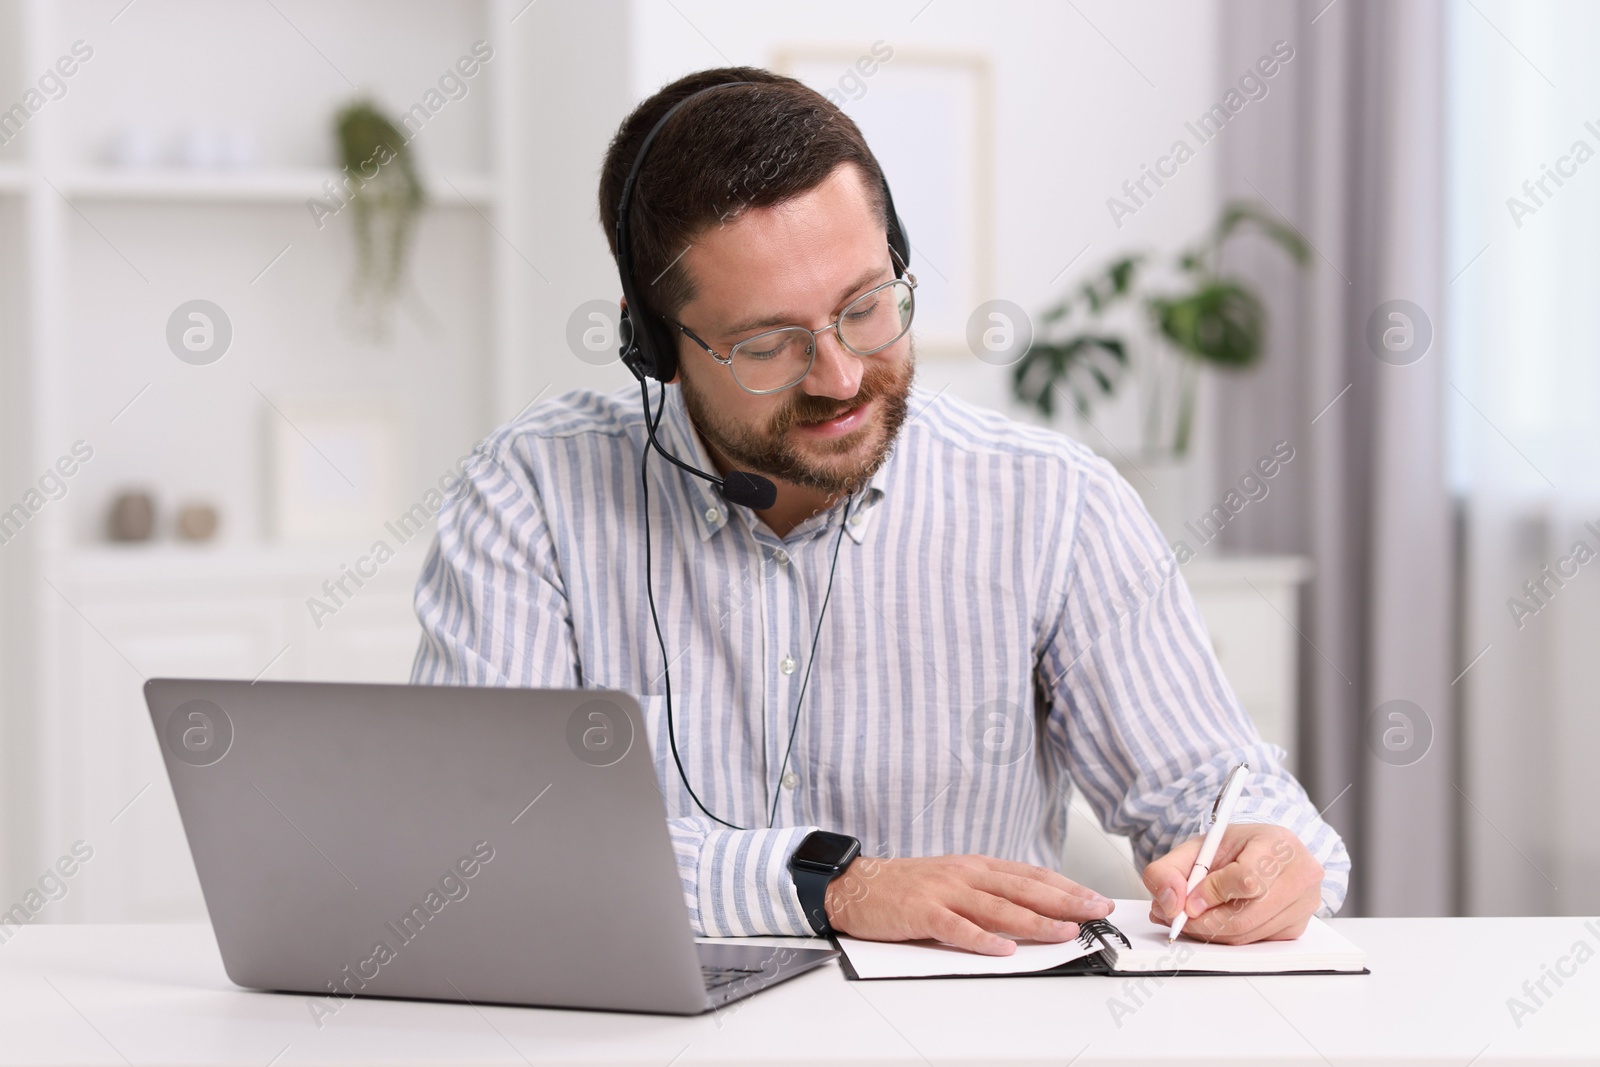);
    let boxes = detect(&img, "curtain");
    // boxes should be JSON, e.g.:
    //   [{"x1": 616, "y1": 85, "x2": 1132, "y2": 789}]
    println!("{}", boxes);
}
[
  {"x1": 1211, "y1": 0, "x2": 1455, "y2": 916},
  {"x1": 1448, "y1": 0, "x2": 1600, "y2": 916}
]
